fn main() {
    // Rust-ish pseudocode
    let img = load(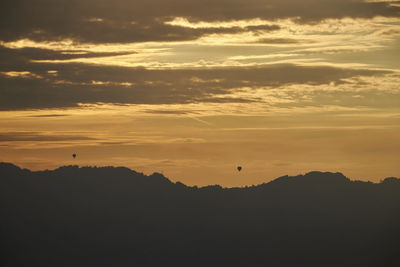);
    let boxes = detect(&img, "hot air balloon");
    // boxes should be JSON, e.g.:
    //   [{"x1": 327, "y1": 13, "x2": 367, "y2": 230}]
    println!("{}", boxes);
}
[
  {"x1": 237, "y1": 166, "x2": 242, "y2": 172},
  {"x1": 72, "y1": 153, "x2": 77, "y2": 159}
]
